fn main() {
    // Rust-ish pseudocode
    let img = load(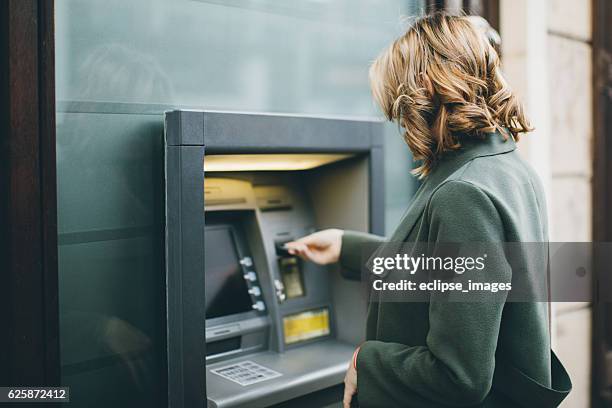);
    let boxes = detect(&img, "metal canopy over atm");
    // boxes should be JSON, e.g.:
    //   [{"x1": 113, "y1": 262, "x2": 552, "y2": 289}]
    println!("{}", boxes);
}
[{"x1": 164, "y1": 110, "x2": 385, "y2": 408}]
